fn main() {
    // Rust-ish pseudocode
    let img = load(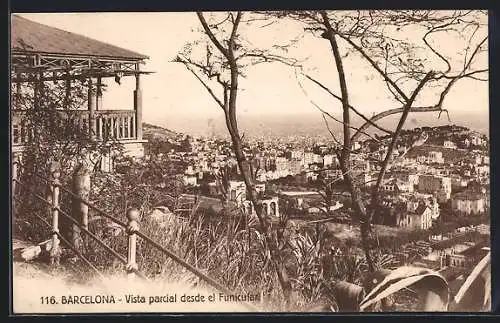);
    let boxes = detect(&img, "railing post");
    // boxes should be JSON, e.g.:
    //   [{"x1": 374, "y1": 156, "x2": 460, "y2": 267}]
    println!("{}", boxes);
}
[
  {"x1": 126, "y1": 208, "x2": 140, "y2": 279},
  {"x1": 50, "y1": 163, "x2": 62, "y2": 266}
]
